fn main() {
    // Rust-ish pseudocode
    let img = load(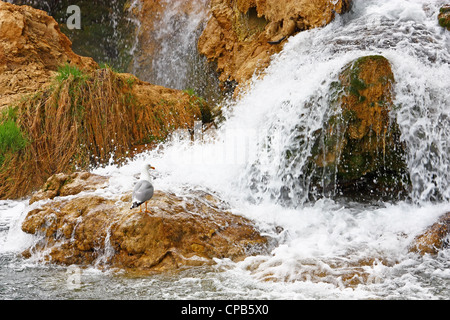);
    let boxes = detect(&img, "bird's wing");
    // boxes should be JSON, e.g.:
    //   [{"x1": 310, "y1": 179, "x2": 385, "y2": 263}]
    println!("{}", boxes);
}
[{"x1": 132, "y1": 180, "x2": 154, "y2": 203}]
